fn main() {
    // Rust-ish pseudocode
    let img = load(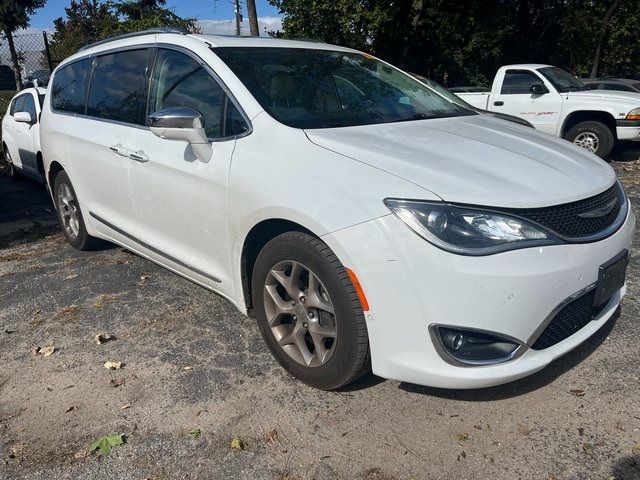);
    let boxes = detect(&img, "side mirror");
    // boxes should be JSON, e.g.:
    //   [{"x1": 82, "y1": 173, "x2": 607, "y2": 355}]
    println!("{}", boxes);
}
[
  {"x1": 148, "y1": 107, "x2": 212, "y2": 162},
  {"x1": 530, "y1": 83, "x2": 548, "y2": 95},
  {"x1": 14, "y1": 111, "x2": 33, "y2": 124}
]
